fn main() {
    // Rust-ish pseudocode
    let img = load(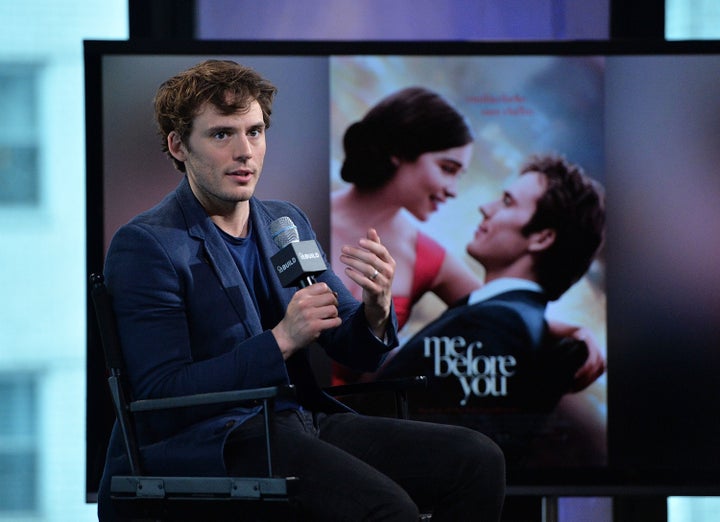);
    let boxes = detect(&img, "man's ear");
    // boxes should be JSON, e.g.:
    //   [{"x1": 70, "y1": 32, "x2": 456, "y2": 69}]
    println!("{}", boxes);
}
[
  {"x1": 528, "y1": 228, "x2": 556, "y2": 253},
  {"x1": 167, "y1": 131, "x2": 187, "y2": 162}
]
